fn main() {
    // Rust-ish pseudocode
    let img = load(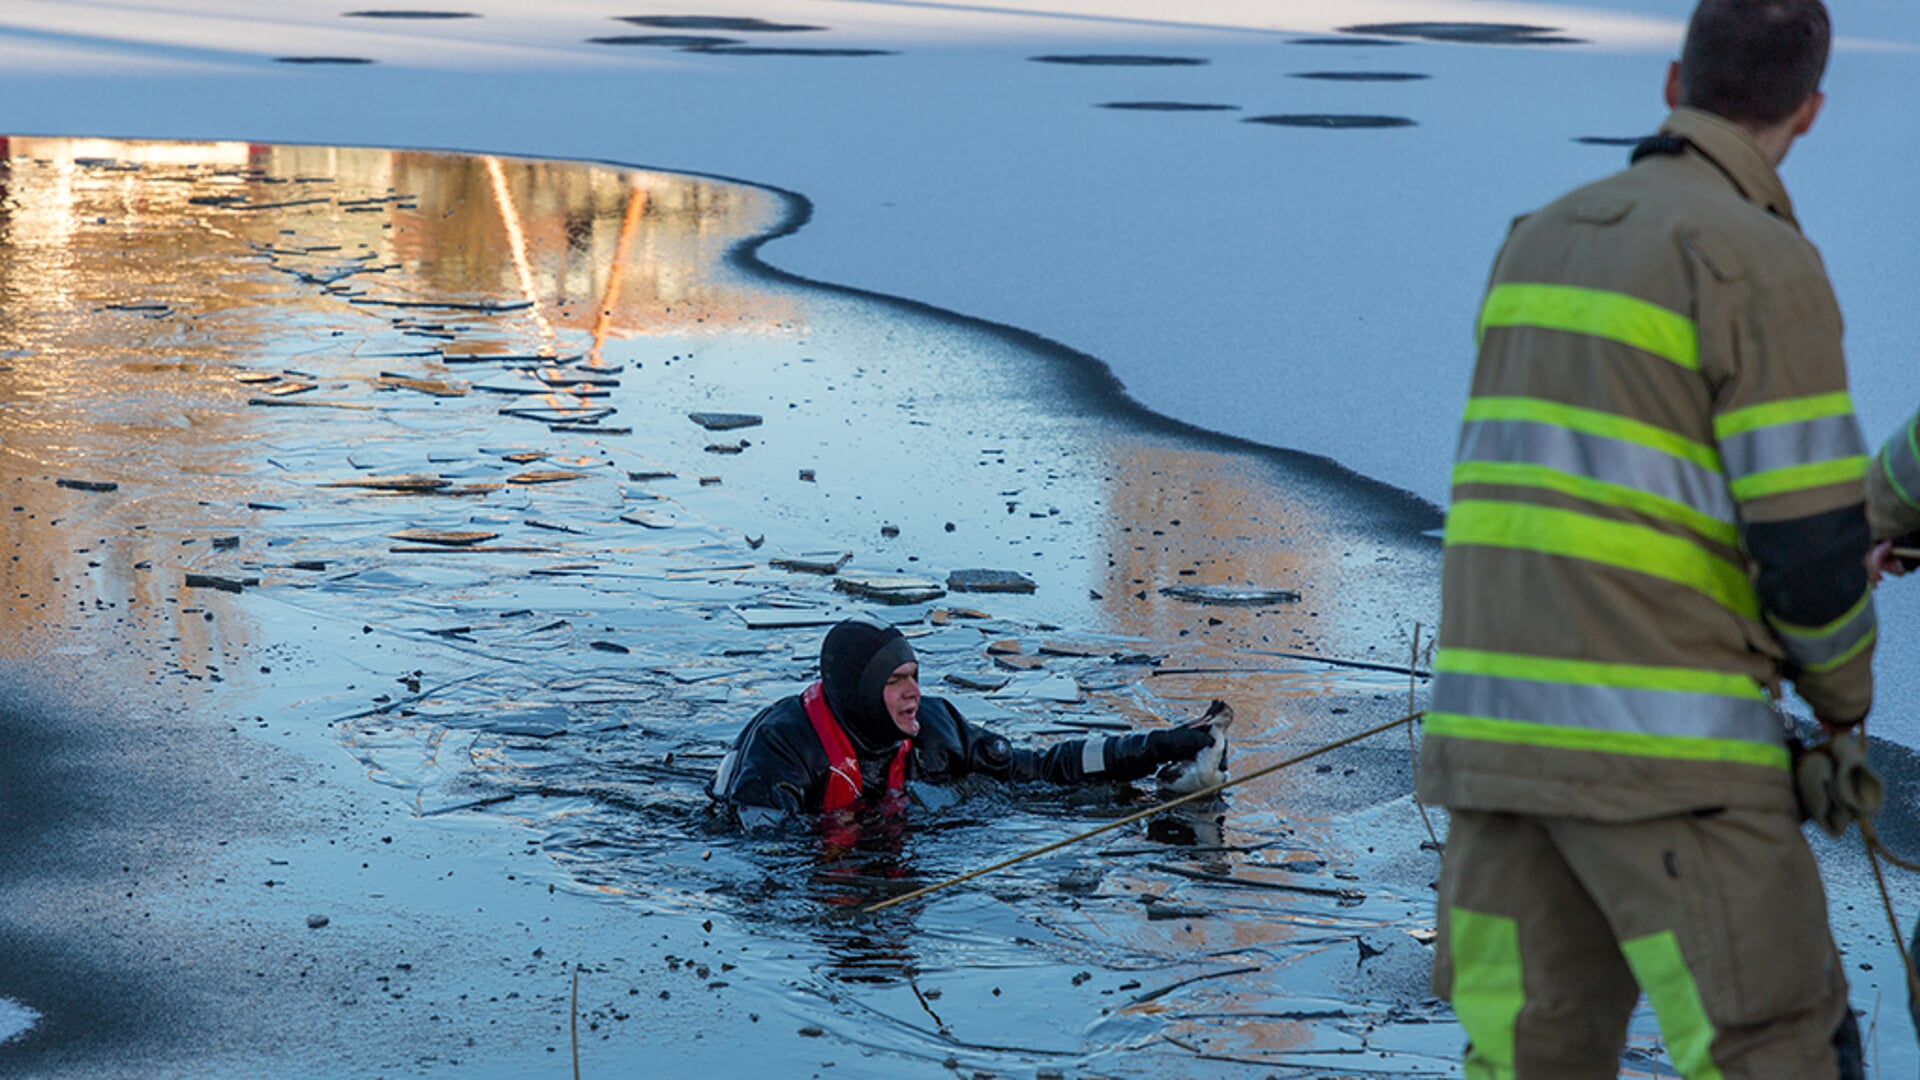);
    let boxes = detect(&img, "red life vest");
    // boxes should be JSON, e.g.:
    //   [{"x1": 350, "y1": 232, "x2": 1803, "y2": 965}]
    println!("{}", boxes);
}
[{"x1": 802, "y1": 680, "x2": 910, "y2": 812}]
